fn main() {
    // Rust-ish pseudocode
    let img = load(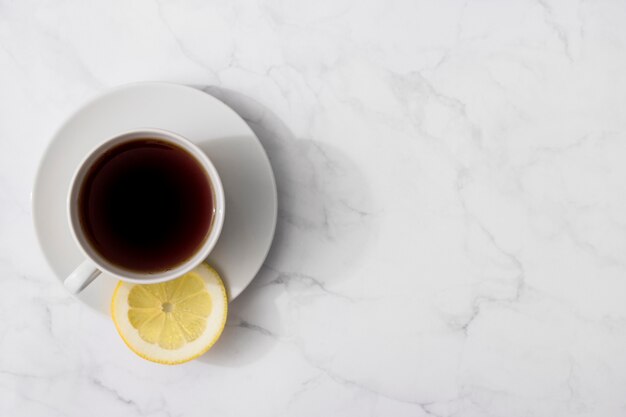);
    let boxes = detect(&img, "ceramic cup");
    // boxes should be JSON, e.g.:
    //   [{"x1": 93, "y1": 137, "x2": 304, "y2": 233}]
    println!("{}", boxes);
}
[{"x1": 64, "y1": 128, "x2": 225, "y2": 293}]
